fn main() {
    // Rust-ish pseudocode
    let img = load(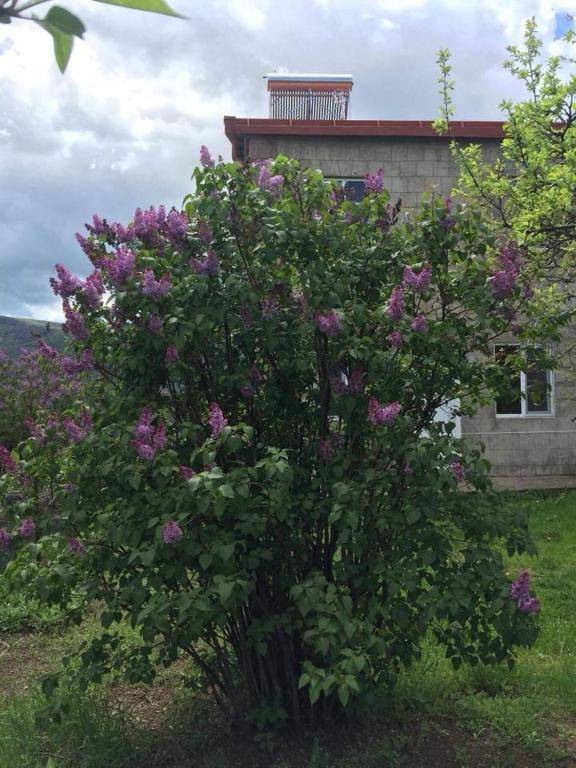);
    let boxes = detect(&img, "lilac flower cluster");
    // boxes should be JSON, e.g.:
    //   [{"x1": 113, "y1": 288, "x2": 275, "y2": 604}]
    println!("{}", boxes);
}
[
  {"x1": 442, "y1": 197, "x2": 455, "y2": 229},
  {"x1": 315, "y1": 311, "x2": 343, "y2": 337},
  {"x1": 200, "y1": 145, "x2": 215, "y2": 169},
  {"x1": 165, "y1": 345, "x2": 179, "y2": 364},
  {"x1": 68, "y1": 537, "x2": 85, "y2": 555},
  {"x1": 101, "y1": 248, "x2": 135, "y2": 285},
  {"x1": 163, "y1": 520, "x2": 183, "y2": 544},
  {"x1": 50, "y1": 264, "x2": 82, "y2": 298},
  {"x1": 510, "y1": 571, "x2": 540, "y2": 614},
  {"x1": 240, "y1": 366, "x2": 265, "y2": 399},
  {"x1": 18, "y1": 518, "x2": 36, "y2": 539},
  {"x1": 364, "y1": 168, "x2": 384, "y2": 194},
  {"x1": 208, "y1": 403, "x2": 227, "y2": 438},
  {"x1": 62, "y1": 300, "x2": 88, "y2": 340},
  {"x1": 261, "y1": 297, "x2": 280, "y2": 319},
  {"x1": 490, "y1": 242, "x2": 523, "y2": 299},
  {"x1": 255, "y1": 159, "x2": 284, "y2": 193},
  {"x1": 197, "y1": 219, "x2": 213, "y2": 245},
  {"x1": 367, "y1": 397, "x2": 402, "y2": 426},
  {"x1": 63, "y1": 410, "x2": 93, "y2": 443},
  {"x1": 148, "y1": 314, "x2": 163, "y2": 334},
  {"x1": 403, "y1": 266, "x2": 431, "y2": 293},
  {"x1": 0, "y1": 444, "x2": 18, "y2": 474},
  {"x1": 141, "y1": 269, "x2": 172, "y2": 300},
  {"x1": 179, "y1": 465, "x2": 196, "y2": 480},
  {"x1": 190, "y1": 250, "x2": 219, "y2": 277},
  {"x1": 387, "y1": 286, "x2": 405, "y2": 321},
  {"x1": 410, "y1": 315, "x2": 428, "y2": 333},
  {"x1": 0, "y1": 528, "x2": 11, "y2": 550},
  {"x1": 449, "y1": 460, "x2": 465, "y2": 482},
  {"x1": 132, "y1": 407, "x2": 167, "y2": 460},
  {"x1": 387, "y1": 330, "x2": 404, "y2": 348}
]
